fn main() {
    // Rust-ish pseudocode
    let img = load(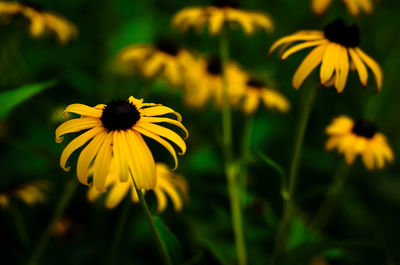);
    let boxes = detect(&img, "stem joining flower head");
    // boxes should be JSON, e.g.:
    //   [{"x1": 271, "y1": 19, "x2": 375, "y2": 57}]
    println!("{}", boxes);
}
[{"x1": 324, "y1": 19, "x2": 360, "y2": 47}]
